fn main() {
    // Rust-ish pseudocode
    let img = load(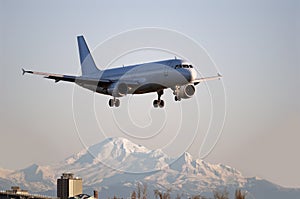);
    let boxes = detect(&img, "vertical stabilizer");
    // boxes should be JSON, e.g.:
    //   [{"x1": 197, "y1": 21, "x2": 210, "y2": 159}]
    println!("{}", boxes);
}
[{"x1": 77, "y1": 35, "x2": 100, "y2": 75}]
